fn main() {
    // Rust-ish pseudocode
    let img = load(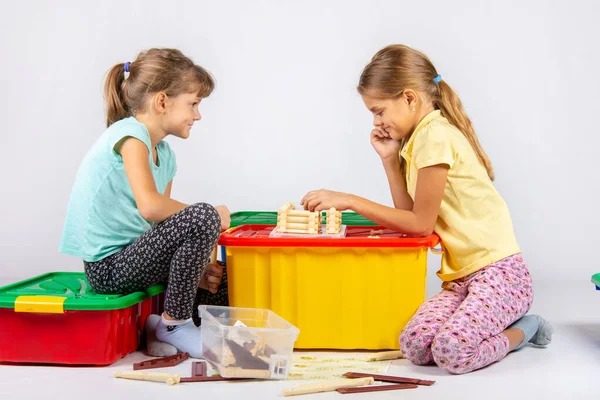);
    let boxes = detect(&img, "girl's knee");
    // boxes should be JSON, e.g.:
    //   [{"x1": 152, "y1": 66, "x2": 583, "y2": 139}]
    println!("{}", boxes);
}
[
  {"x1": 431, "y1": 331, "x2": 476, "y2": 374},
  {"x1": 437, "y1": 360, "x2": 474, "y2": 375},
  {"x1": 400, "y1": 326, "x2": 434, "y2": 365},
  {"x1": 187, "y1": 203, "x2": 221, "y2": 237}
]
